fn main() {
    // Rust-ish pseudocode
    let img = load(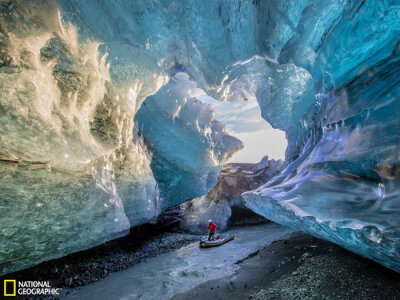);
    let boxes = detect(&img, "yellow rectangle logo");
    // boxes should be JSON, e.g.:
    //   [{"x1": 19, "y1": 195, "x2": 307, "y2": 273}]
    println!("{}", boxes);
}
[{"x1": 4, "y1": 279, "x2": 16, "y2": 296}]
